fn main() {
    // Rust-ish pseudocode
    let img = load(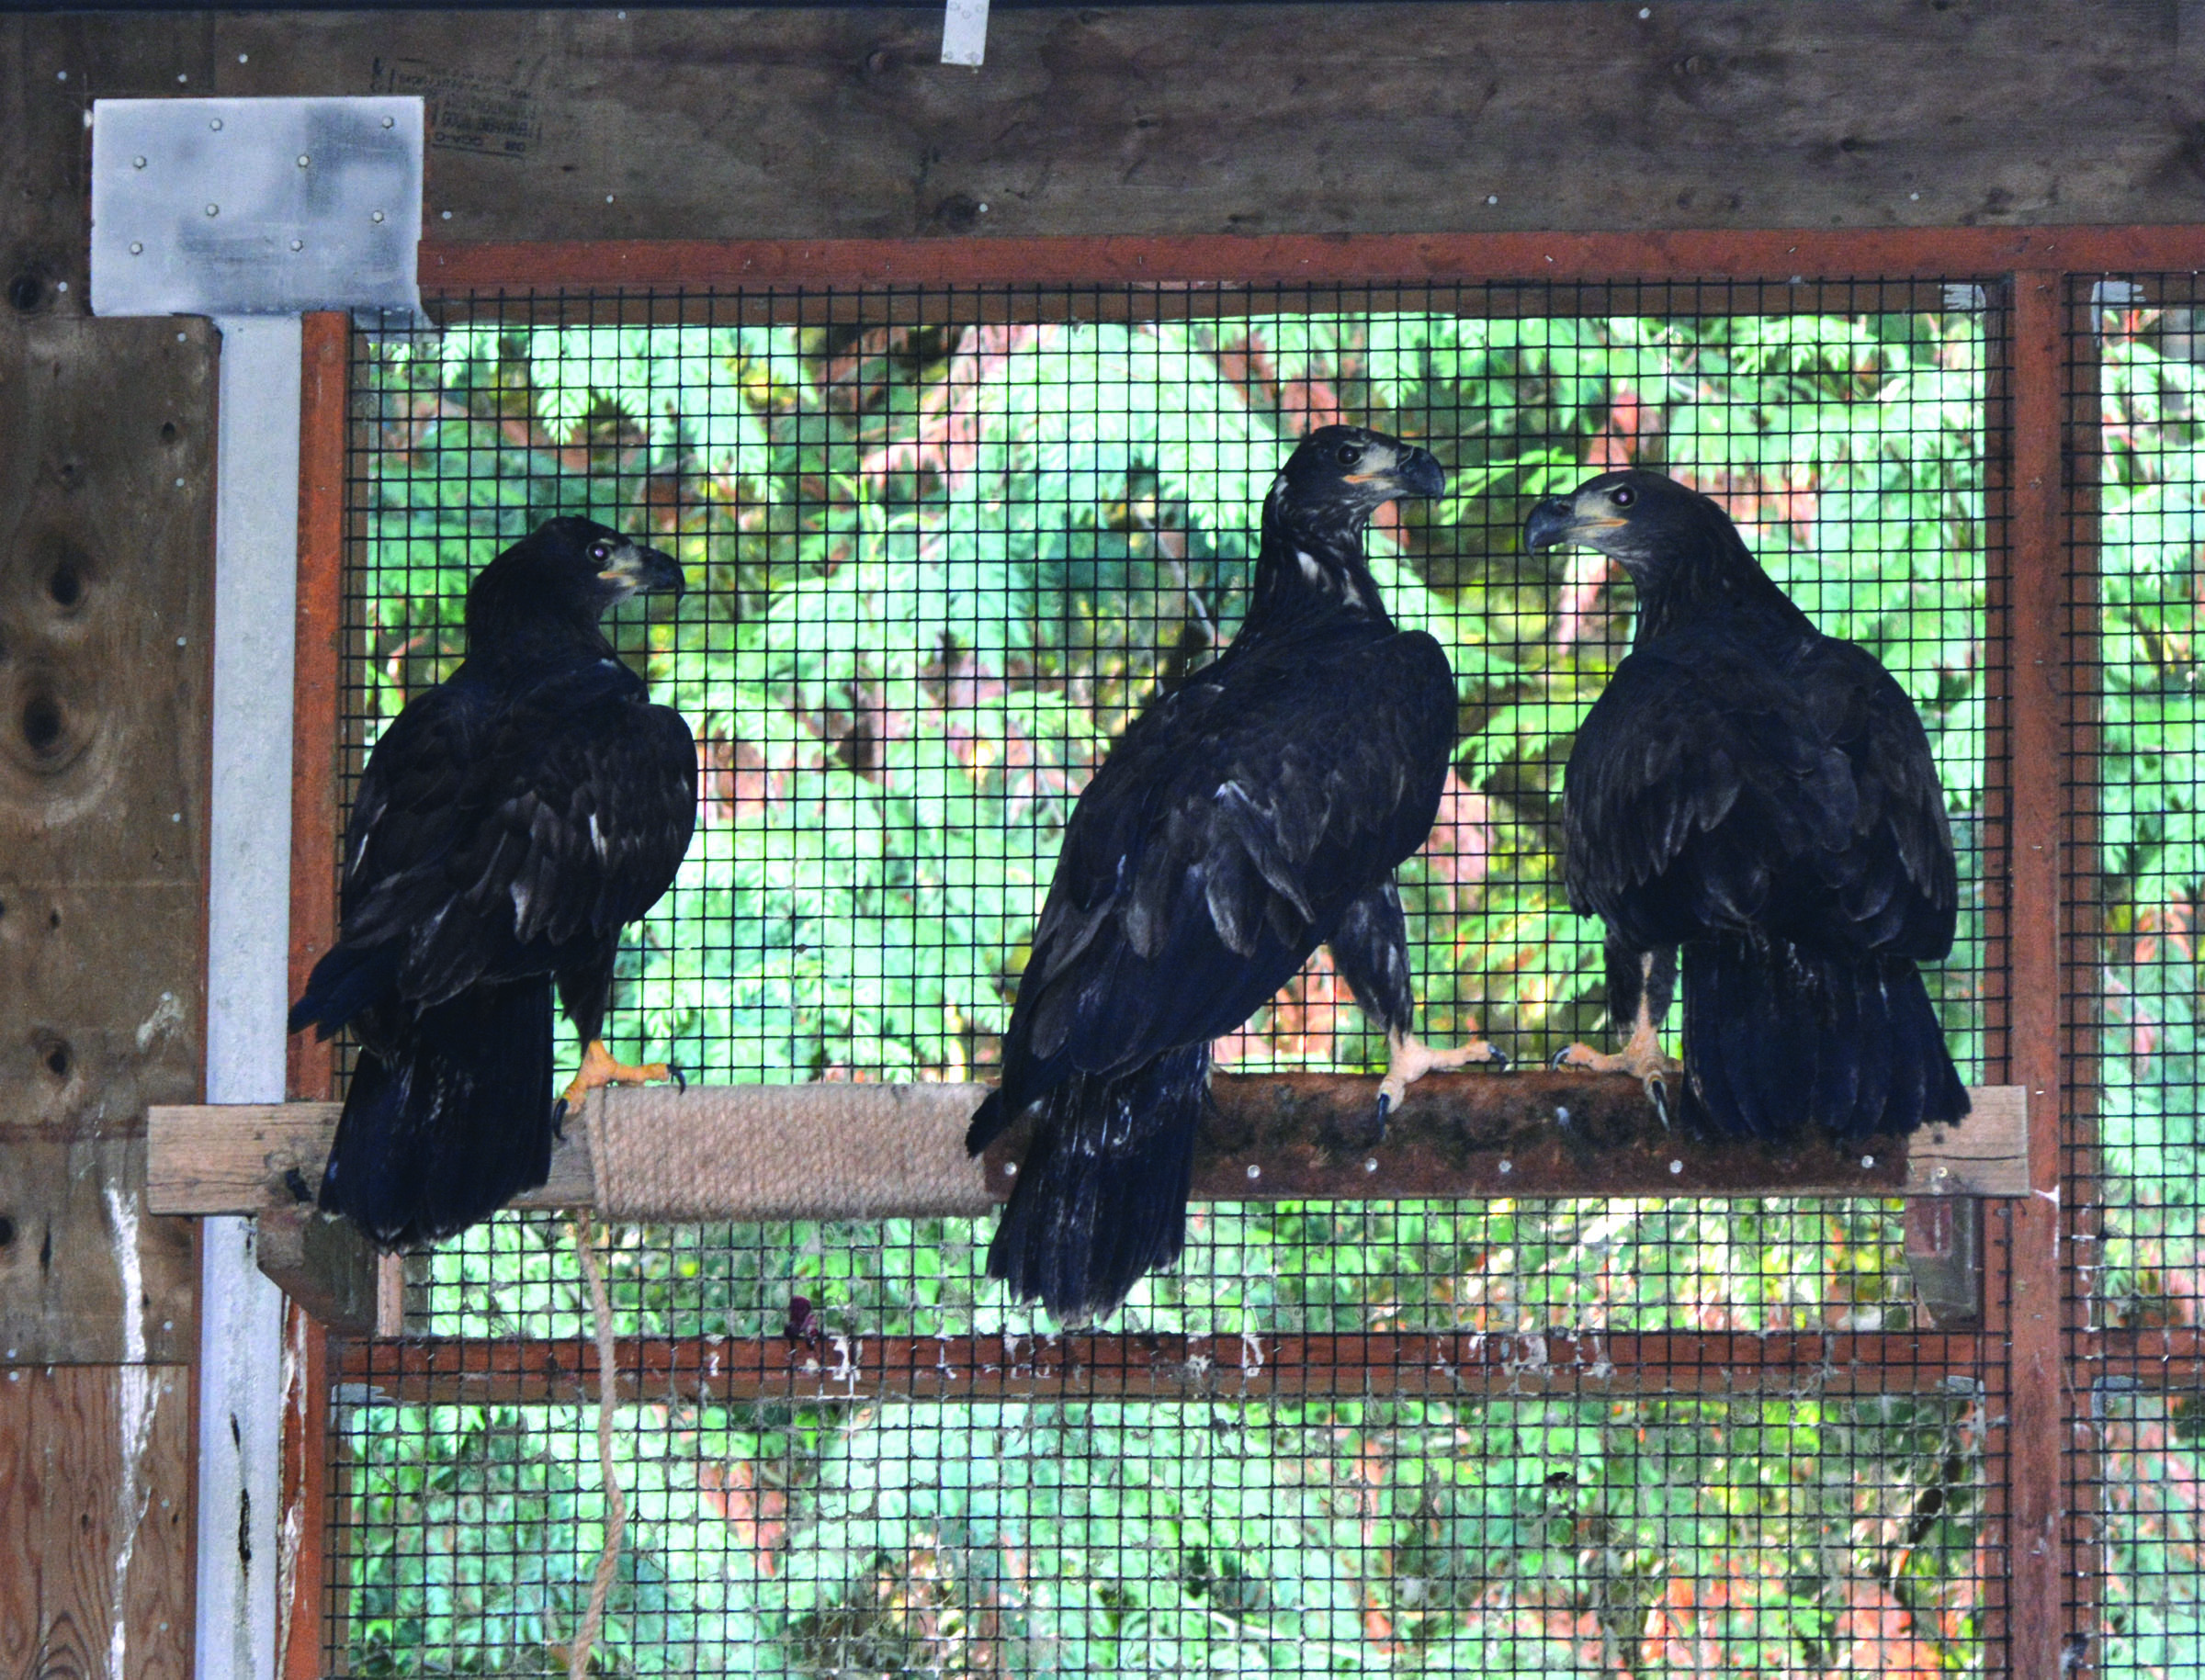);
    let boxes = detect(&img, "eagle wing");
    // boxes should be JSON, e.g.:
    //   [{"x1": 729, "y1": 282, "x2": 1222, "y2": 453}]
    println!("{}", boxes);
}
[
  {"x1": 1564, "y1": 624, "x2": 1955, "y2": 962},
  {"x1": 340, "y1": 659, "x2": 698, "y2": 1009},
  {"x1": 988, "y1": 627, "x2": 1456, "y2": 1127}
]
